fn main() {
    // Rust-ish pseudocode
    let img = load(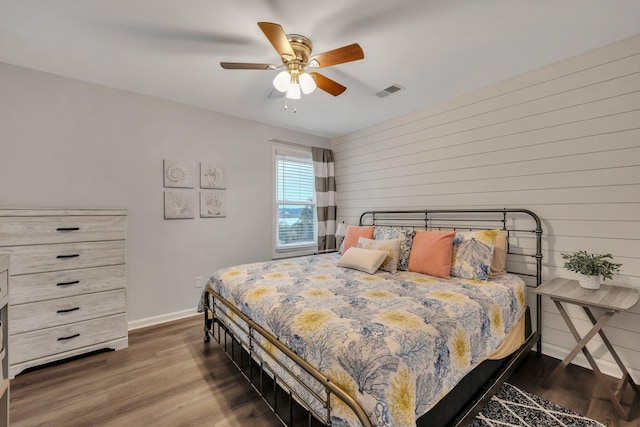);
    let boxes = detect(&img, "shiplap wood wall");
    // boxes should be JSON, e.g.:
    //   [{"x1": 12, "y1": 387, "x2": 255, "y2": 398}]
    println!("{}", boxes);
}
[{"x1": 332, "y1": 34, "x2": 640, "y2": 381}]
